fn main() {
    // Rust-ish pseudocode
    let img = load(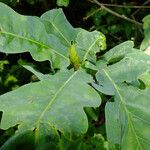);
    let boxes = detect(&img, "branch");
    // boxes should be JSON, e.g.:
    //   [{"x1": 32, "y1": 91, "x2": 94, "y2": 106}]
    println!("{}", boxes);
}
[
  {"x1": 83, "y1": 8, "x2": 101, "y2": 20},
  {"x1": 132, "y1": 0, "x2": 150, "y2": 16},
  {"x1": 101, "y1": 3, "x2": 150, "y2": 9},
  {"x1": 88, "y1": 0, "x2": 142, "y2": 26}
]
